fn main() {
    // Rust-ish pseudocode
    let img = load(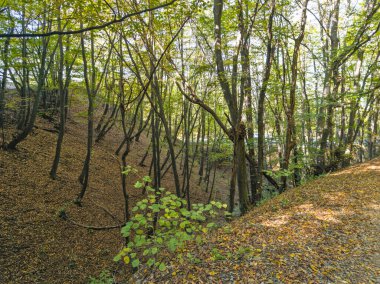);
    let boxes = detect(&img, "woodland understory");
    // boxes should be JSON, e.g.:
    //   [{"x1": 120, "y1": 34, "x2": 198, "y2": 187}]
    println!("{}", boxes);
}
[{"x1": 0, "y1": 0, "x2": 379, "y2": 283}]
